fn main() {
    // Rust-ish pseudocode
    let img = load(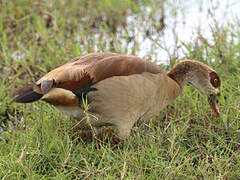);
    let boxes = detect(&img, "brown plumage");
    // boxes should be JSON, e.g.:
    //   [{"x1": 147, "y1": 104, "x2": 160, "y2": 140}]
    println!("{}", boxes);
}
[
  {"x1": 11, "y1": 52, "x2": 221, "y2": 139},
  {"x1": 36, "y1": 52, "x2": 162, "y2": 93}
]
